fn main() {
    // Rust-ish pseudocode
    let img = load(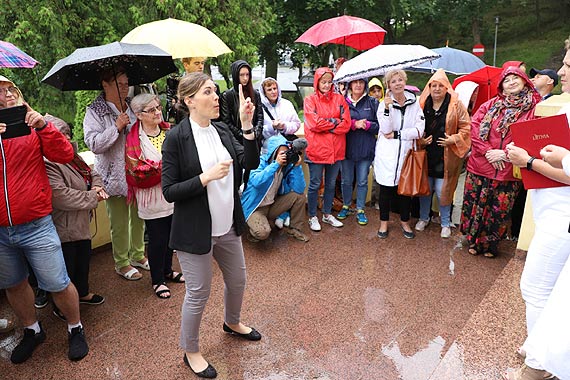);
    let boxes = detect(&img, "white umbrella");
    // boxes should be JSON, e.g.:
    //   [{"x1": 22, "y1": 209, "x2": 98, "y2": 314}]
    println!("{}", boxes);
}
[
  {"x1": 408, "y1": 46, "x2": 485, "y2": 75},
  {"x1": 333, "y1": 44, "x2": 440, "y2": 83}
]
